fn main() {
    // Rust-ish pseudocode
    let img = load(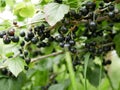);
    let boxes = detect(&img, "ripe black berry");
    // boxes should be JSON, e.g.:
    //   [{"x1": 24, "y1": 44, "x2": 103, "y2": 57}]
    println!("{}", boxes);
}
[
  {"x1": 108, "y1": 12, "x2": 115, "y2": 18},
  {"x1": 108, "y1": 5, "x2": 114, "y2": 11},
  {"x1": 59, "y1": 25, "x2": 68, "y2": 34},
  {"x1": 11, "y1": 36, "x2": 19, "y2": 43},
  {"x1": 80, "y1": 8, "x2": 89, "y2": 16},
  {"x1": 27, "y1": 31, "x2": 34, "y2": 39},
  {"x1": 55, "y1": 34, "x2": 64, "y2": 42},
  {"x1": 0, "y1": 31, "x2": 6, "y2": 38},
  {"x1": 24, "y1": 50, "x2": 28, "y2": 57},
  {"x1": 20, "y1": 31, "x2": 25, "y2": 37},
  {"x1": 25, "y1": 58, "x2": 31, "y2": 65},
  {"x1": 3, "y1": 35, "x2": 11, "y2": 44},
  {"x1": 20, "y1": 41, "x2": 25, "y2": 47},
  {"x1": 59, "y1": 42, "x2": 64, "y2": 47},
  {"x1": 69, "y1": 40, "x2": 75, "y2": 46},
  {"x1": 89, "y1": 21, "x2": 97, "y2": 30},
  {"x1": 24, "y1": 36, "x2": 30, "y2": 42},
  {"x1": 31, "y1": 37, "x2": 39, "y2": 44},
  {"x1": 85, "y1": 1, "x2": 96, "y2": 11},
  {"x1": 1, "y1": 68, "x2": 8, "y2": 75}
]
